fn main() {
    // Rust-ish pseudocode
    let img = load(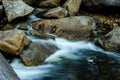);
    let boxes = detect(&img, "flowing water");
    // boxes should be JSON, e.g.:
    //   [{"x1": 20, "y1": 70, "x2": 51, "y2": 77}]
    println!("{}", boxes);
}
[
  {"x1": 10, "y1": 9, "x2": 120, "y2": 80},
  {"x1": 11, "y1": 37, "x2": 120, "y2": 80}
]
